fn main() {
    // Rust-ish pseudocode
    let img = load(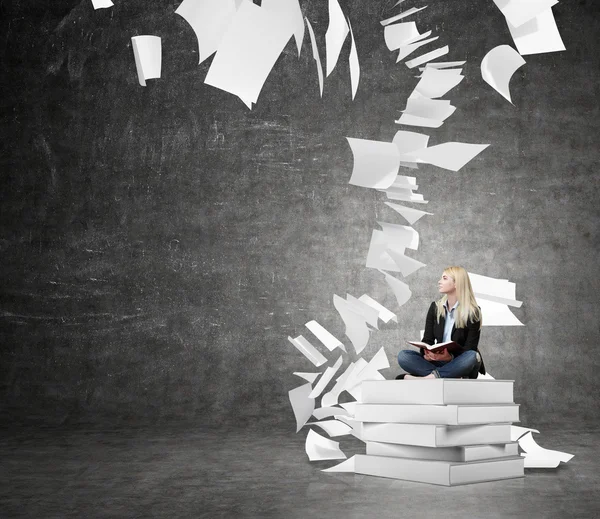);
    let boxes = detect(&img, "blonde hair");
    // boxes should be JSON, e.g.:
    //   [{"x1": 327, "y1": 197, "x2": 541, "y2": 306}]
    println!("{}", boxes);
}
[{"x1": 435, "y1": 266, "x2": 481, "y2": 329}]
